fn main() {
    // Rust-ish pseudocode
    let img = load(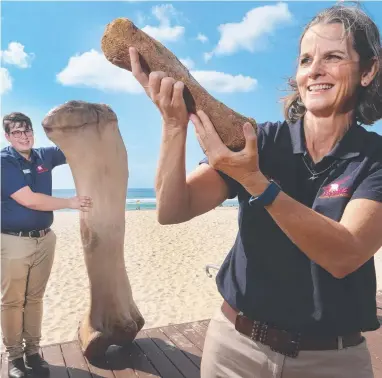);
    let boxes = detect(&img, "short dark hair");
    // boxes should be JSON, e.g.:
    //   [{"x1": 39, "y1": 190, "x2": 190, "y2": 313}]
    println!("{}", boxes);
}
[
  {"x1": 3, "y1": 112, "x2": 33, "y2": 134},
  {"x1": 283, "y1": 4, "x2": 382, "y2": 126}
]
